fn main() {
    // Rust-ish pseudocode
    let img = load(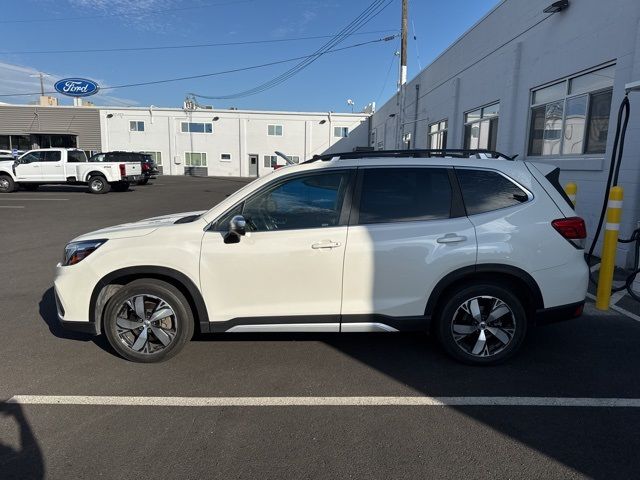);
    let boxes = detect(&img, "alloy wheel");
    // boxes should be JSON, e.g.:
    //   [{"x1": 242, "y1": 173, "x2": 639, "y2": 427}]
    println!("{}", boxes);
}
[
  {"x1": 450, "y1": 296, "x2": 516, "y2": 357},
  {"x1": 115, "y1": 294, "x2": 178, "y2": 355},
  {"x1": 90, "y1": 179, "x2": 103, "y2": 192}
]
